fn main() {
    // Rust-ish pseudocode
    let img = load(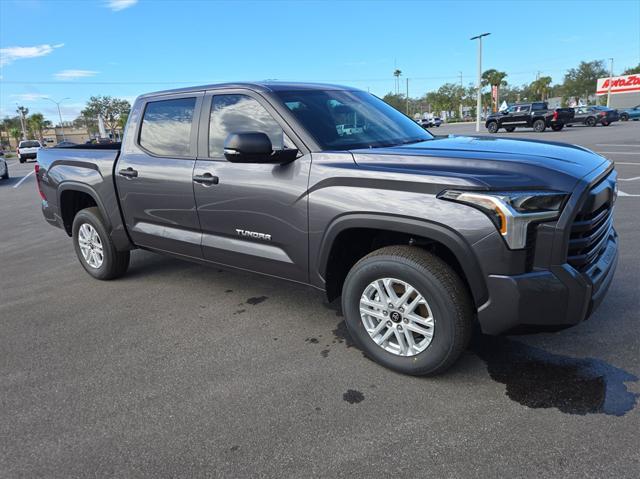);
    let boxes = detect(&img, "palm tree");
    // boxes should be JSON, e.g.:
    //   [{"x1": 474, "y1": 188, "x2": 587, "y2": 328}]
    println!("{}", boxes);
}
[
  {"x1": 9, "y1": 128, "x2": 21, "y2": 150},
  {"x1": 393, "y1": 69, "x2": 402, "y2": 95},
  {"x1": 482, "y1": 69, "x2": 508, "y2": 112},
  {"x1": 531, "y1": 76, "x2": 552, "y2": 101},
  {"x1": 27, "y1": 113, "x2": 51, "y2": 142}
]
